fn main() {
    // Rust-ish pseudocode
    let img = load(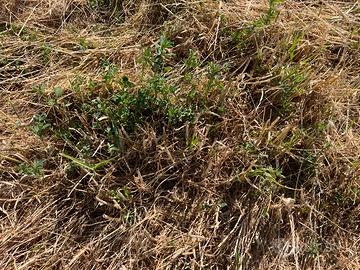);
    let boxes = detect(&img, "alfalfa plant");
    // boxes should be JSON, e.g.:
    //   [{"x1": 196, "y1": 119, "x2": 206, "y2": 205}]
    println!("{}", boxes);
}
[
  {"x1": 139, "y1": 33, "x2": 174, "y2": 75},
  {"x1": 101, "y1": 58, "x2": 118, "y2": 86}
]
